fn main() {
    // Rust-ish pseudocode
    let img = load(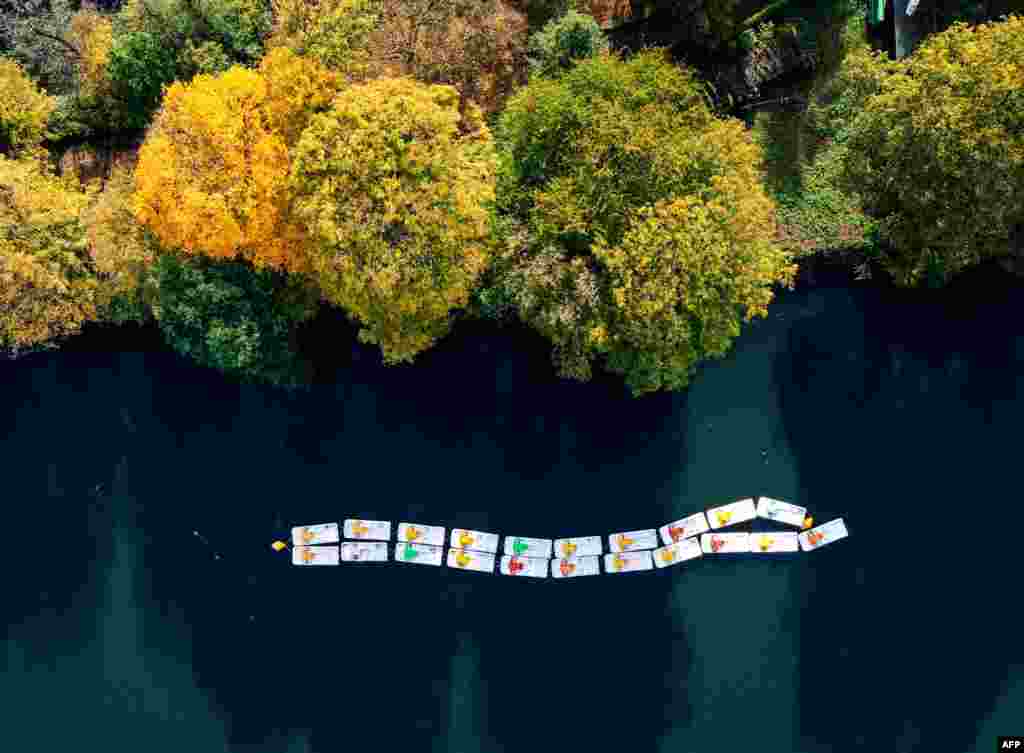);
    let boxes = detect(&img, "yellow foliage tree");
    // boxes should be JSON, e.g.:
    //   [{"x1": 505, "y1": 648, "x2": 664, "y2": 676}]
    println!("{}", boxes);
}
[
  {"x1": 838, "y1": 15, "x2": 1024, "y2": 286},
  {"x1": 131, "y1": 48, "x2": 342, "y2": 270},
  {"x1": 83, "y1": 164, "x2": 157, "y2": 321},
  {"x1": 66, "y1": 8, "x2": 114, "y2": 99},
  {"x1": 0, "y1": 152, "x2": 99, "y2": 353},
  {"x1": 289, "y1": 77, "x2": 497, "y2": 362},
  {"x1": 0, "y1": 57, "x2": 57, "y2": 155}
]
